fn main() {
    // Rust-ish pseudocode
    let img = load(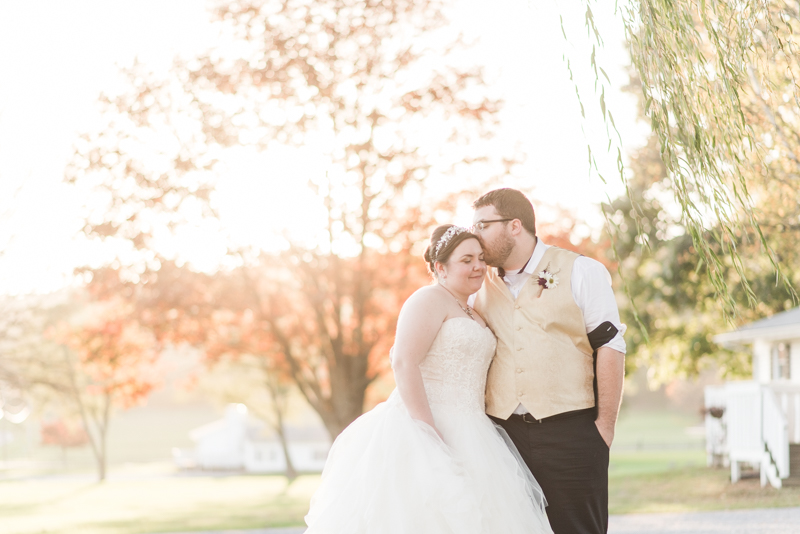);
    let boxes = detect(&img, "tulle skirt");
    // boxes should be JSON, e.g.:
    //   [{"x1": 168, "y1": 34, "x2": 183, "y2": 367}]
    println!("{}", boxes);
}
[{"x1": 305, "y1": 391, "x2": 553, "y2": 534}]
